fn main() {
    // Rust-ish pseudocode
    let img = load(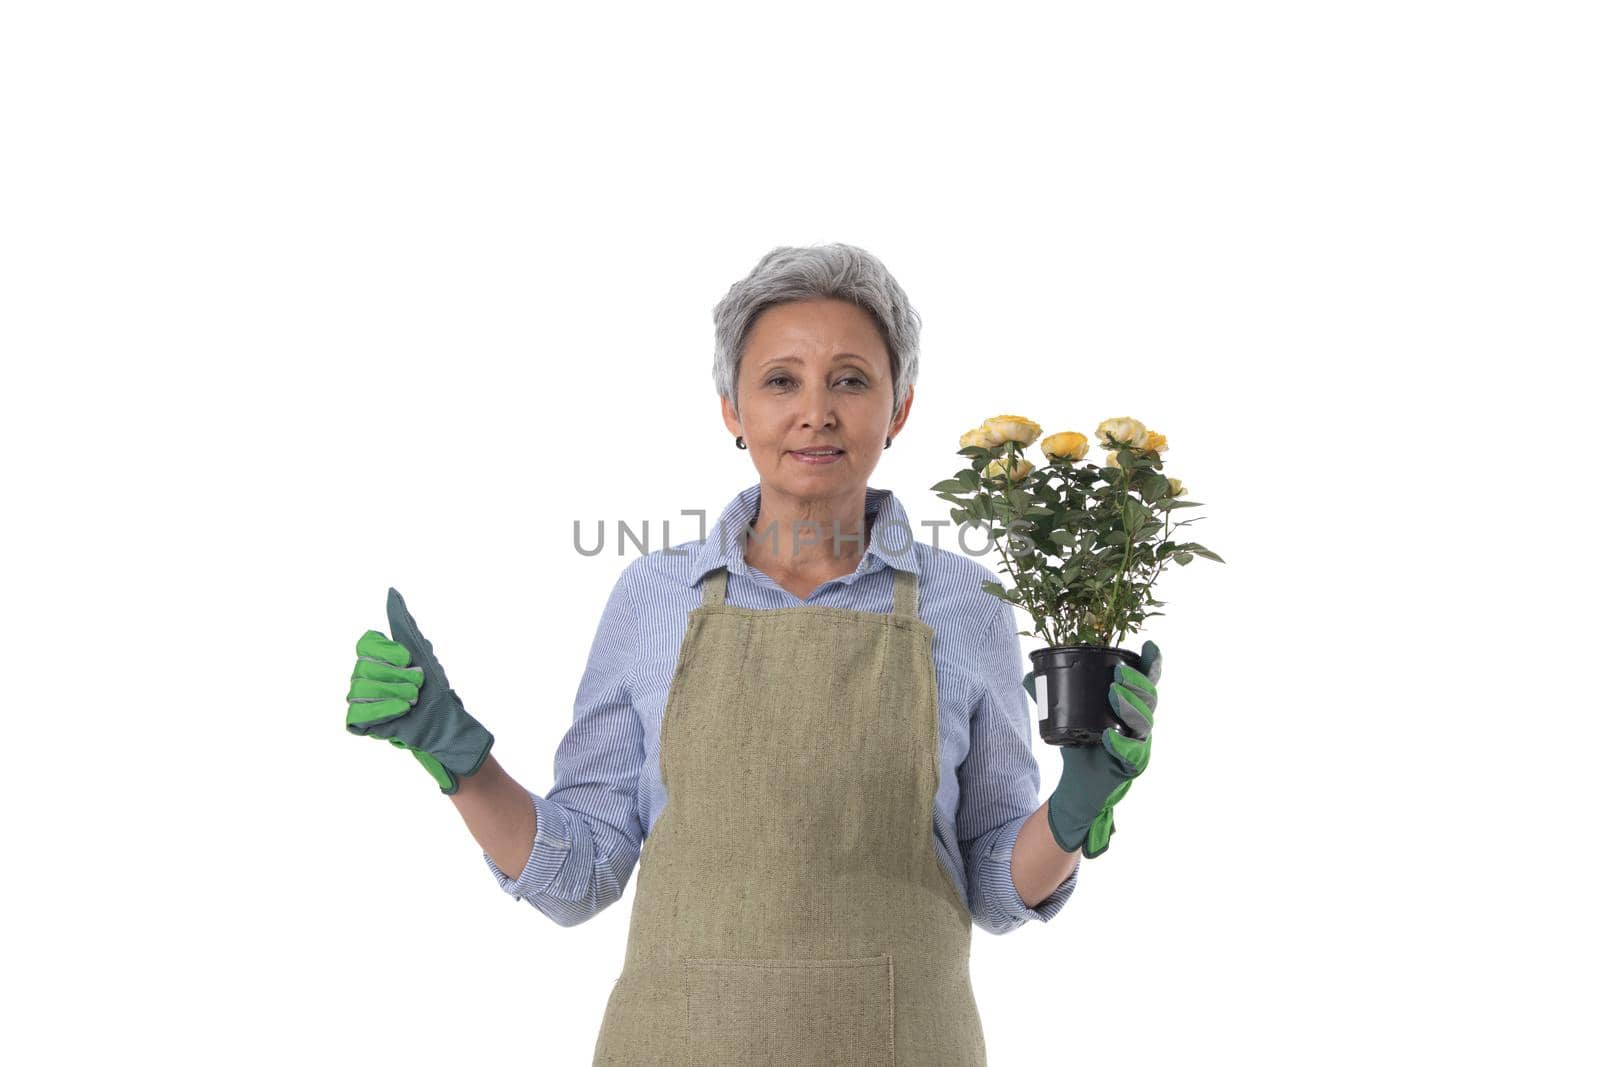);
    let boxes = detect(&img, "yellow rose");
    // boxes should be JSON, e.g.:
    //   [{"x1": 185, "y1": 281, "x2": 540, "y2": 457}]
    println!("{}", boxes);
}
[
  {"x1": 1140, "y1": 430, "x2": 1168, "y2": 454},
  {"x1": 1095, "y1": 416, "x2": 1149, "y2": 450},
  {"x1": 1104, "y1": 450, "x2": 1121, "y2": 470},
  {"x1": 959, "y1": 425, "x2": 1004, "y2": 449},
  {"x1": 1039, "y1": 431, "x2": 1089, "y2": 462},
  {"x1": 981, "y1": 414, "x2": 1042, "y2": 447},
  {"x1": 1168, "y1": 477, "x2": 1186, "y2": 497},
  {"x1": 983, "y1": 457, "x2": 1034, "y2": 482}
]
